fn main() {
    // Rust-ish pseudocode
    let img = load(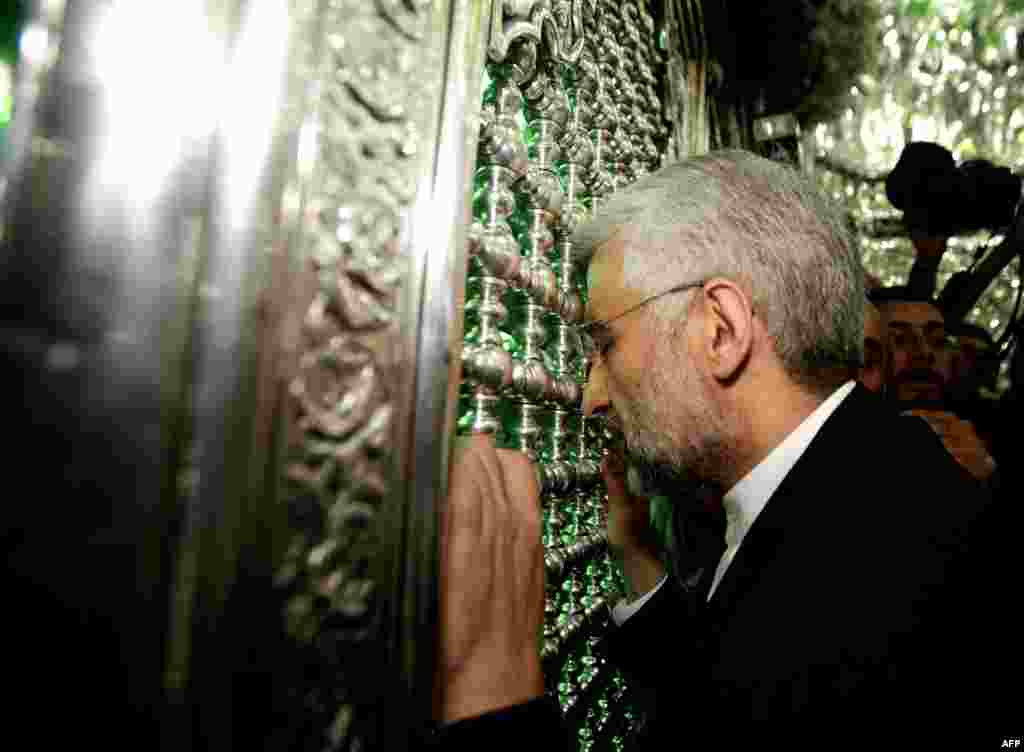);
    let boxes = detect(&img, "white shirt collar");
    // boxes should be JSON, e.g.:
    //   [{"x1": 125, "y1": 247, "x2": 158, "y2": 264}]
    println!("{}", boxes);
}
[{"x1": 711, "y1": 381, "x2": 857, "y2": 597}]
